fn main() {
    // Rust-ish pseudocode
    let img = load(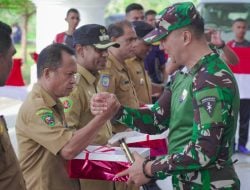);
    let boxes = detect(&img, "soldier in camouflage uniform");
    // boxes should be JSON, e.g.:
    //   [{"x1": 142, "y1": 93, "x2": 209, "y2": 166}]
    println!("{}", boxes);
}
[{"x1": 91, "y1": 2, "x2": 240, "y2": 190}]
